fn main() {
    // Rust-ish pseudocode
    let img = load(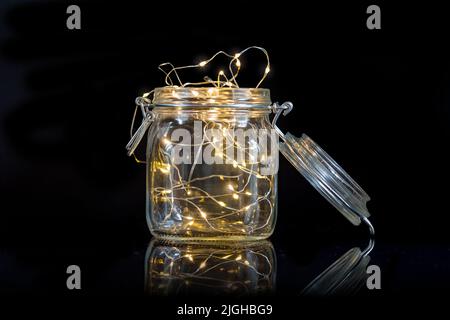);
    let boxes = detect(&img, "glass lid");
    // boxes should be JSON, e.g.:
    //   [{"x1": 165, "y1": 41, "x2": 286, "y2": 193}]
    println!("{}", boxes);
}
[{"x1": 279, "y1": 133, "x2": 371, "y2": 226}]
